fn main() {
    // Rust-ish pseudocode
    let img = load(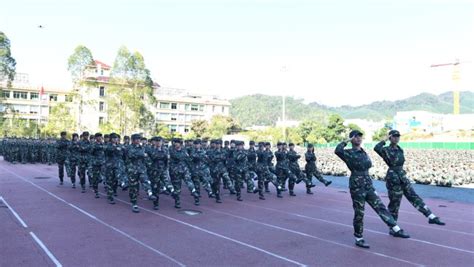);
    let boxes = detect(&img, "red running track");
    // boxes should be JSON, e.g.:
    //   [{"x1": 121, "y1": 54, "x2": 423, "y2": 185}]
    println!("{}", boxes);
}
[{"x1": 0, "y1": 160, "x2": 473, "y2": 267}]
